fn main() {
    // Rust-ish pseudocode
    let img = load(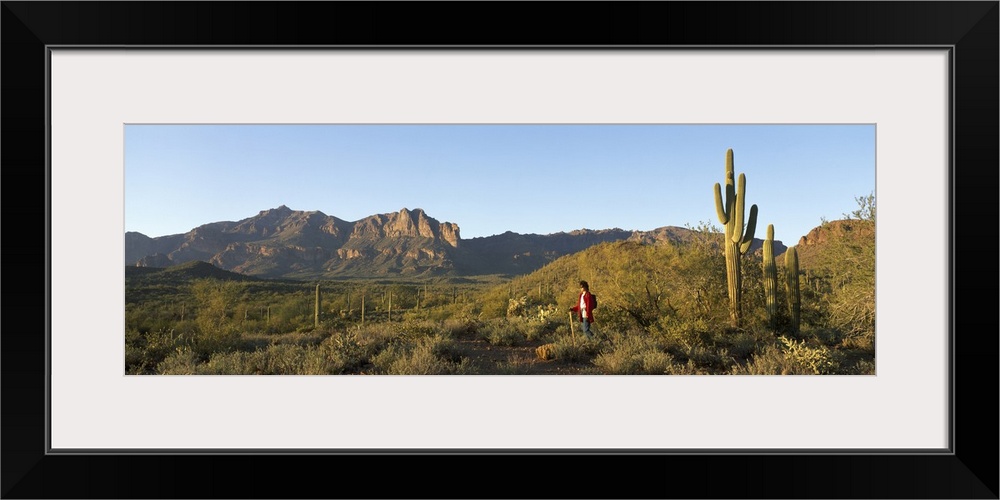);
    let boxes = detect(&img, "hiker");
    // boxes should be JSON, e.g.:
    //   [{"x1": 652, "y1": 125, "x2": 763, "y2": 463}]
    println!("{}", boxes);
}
[{"x1": 569, "y1": 280, "x2": 597, "y2": 340}]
